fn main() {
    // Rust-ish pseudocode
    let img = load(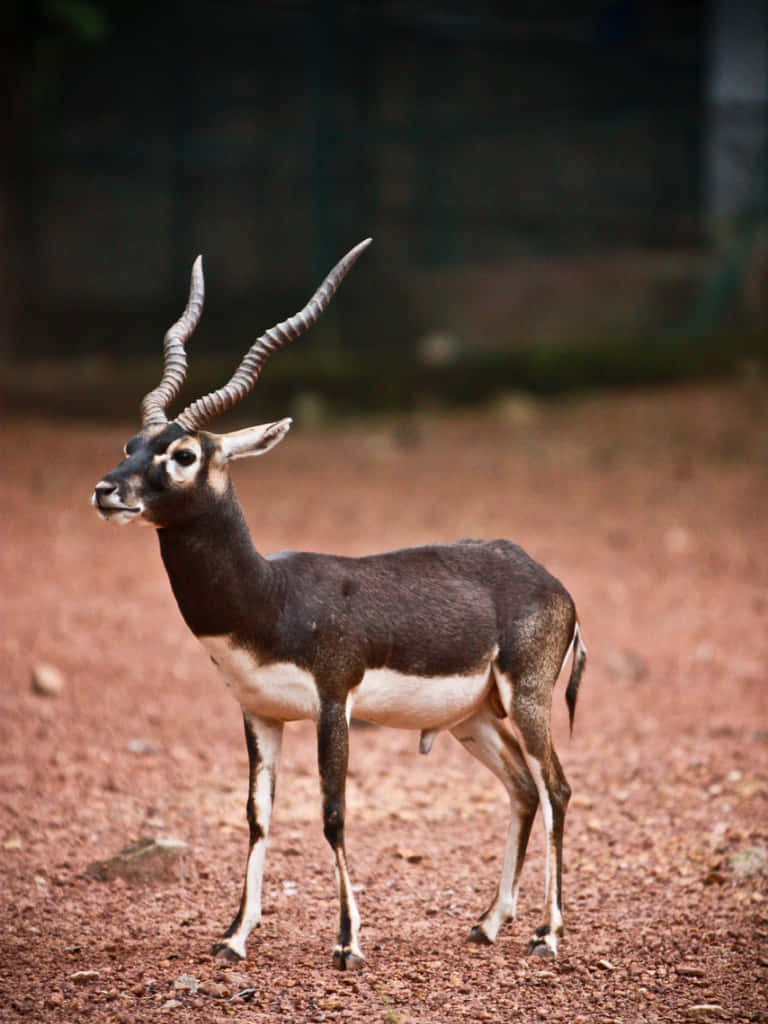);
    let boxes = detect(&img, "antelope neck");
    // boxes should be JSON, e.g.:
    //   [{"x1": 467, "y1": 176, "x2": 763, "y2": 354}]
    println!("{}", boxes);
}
[{"x1": 157, "y1": 499, "x2": 281, "y2": 641}]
